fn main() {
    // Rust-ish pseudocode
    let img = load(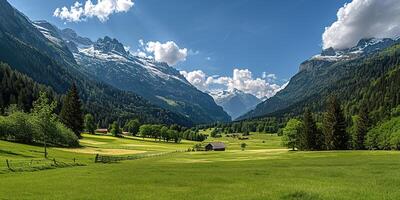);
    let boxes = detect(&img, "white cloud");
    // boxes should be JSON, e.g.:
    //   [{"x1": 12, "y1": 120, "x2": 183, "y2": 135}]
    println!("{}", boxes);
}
[
  {"x1": 323, "y1": 0, "x2": 400, "y2": 50},
  {"x1": 54, "y1": 0, "x2": 134, "y2": 22},
  {"x1": 179, "y1": 70, "x2": 209, "y2": 91},
  {"x1": 180, "y1": 69, "x2": 285, "y2": 99},
  {"x1": 145, "y1": 41, "x2": 188, "y2": 66}
]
